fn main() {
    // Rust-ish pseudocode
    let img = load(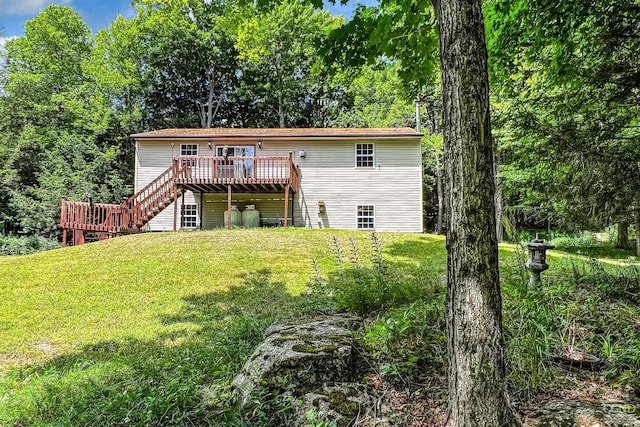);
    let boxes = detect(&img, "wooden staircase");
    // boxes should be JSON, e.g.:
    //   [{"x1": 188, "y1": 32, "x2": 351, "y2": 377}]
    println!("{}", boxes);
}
[
  {"x1": 60, "y1": 154, "x2": 299, "y2": 246},
  {"x1": 60, "y1": 162, "x2": 184, "y2": 245}
]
